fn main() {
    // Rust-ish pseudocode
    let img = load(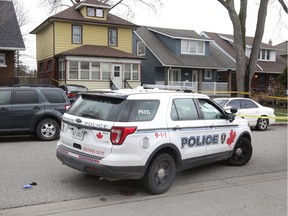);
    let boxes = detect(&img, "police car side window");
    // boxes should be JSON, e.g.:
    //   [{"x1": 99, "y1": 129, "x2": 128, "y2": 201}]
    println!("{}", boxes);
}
[
  {"x1": 171, "y1": 98, "x2": 198, "y2": 121},
  {"x1": 129, "y1": 100, "x2": 160, "y2": 122},
  {"x1": 198, "y1": 99, "x2": 225, "y2": 120}
]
